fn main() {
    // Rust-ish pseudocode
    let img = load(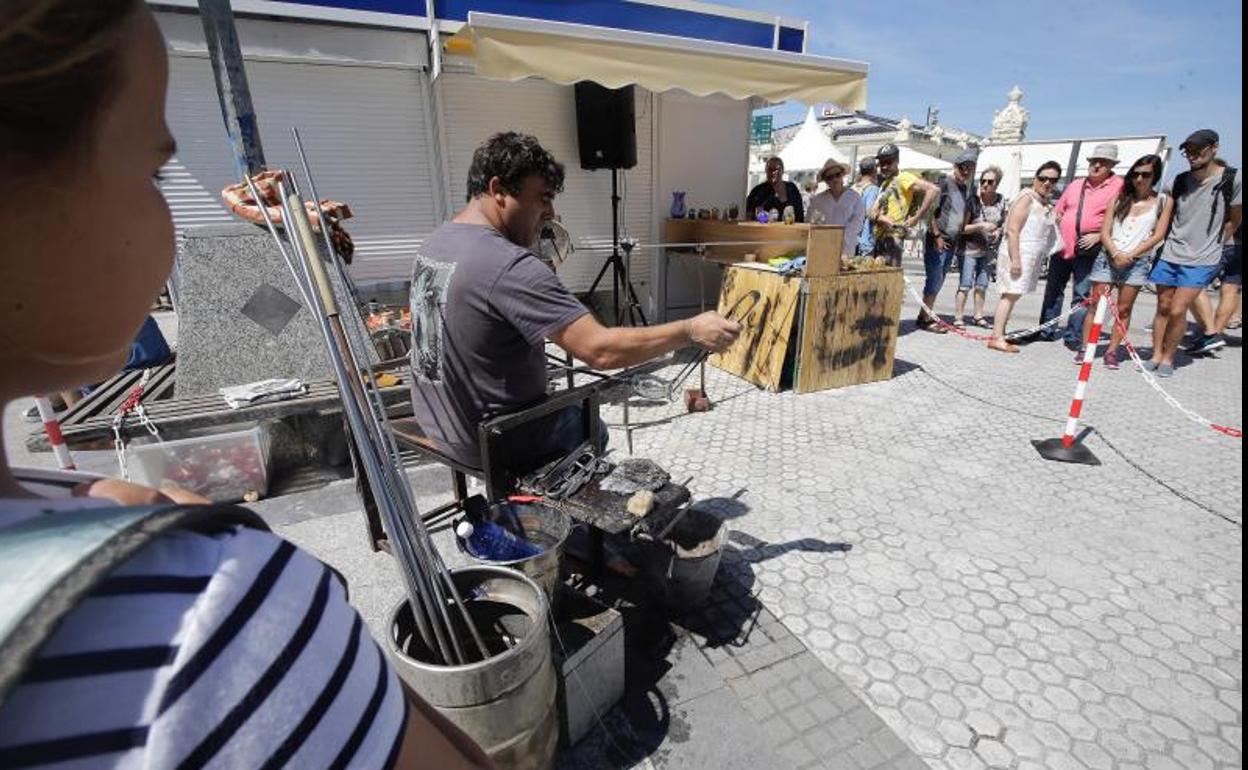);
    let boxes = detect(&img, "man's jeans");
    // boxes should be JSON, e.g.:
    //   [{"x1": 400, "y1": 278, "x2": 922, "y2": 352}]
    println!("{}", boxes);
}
[
  {"x1": 500, "y1": 404, "x2": 608, "y2": 474},
  {"x1": 1039, "y1": 250, "x2": 1096, "y2": 343}
]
